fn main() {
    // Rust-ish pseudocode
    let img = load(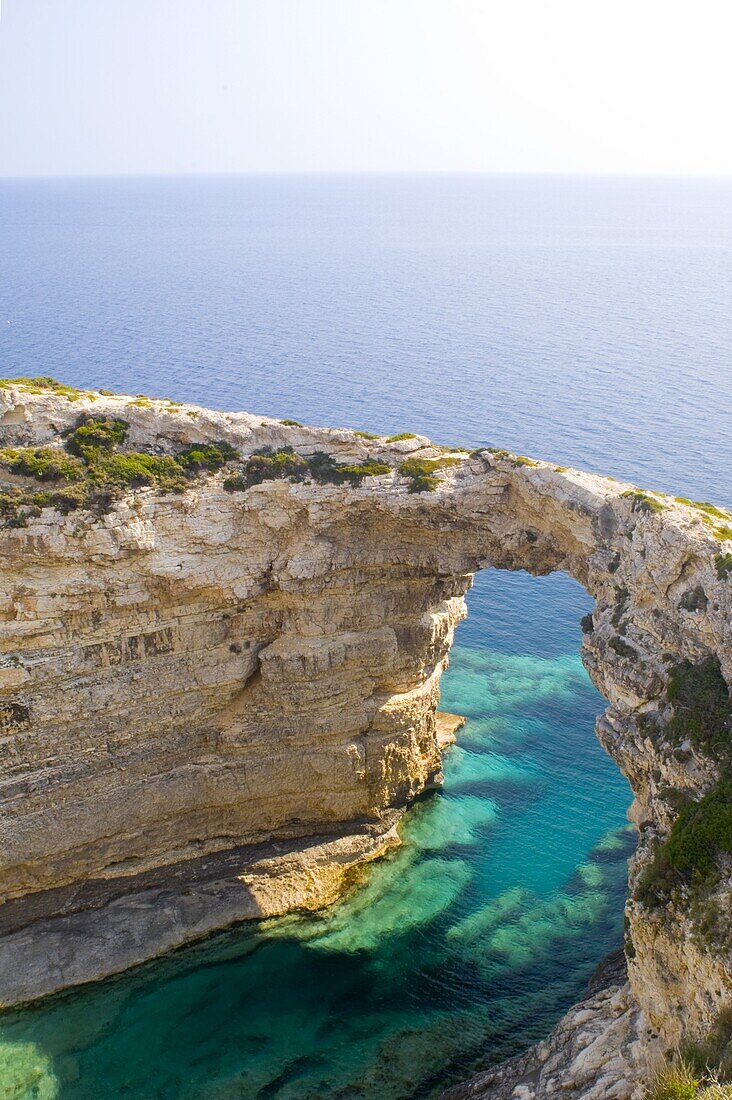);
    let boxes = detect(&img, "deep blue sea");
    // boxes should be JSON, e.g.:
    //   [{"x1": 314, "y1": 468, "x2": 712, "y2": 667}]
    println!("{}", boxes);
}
[{"x1": 0, "y1": 175, "x2": 730, "y2": 1099}]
